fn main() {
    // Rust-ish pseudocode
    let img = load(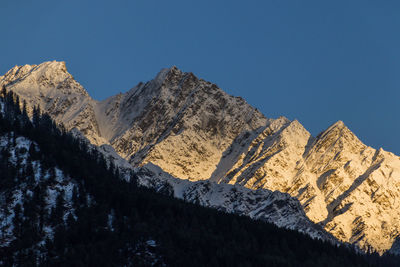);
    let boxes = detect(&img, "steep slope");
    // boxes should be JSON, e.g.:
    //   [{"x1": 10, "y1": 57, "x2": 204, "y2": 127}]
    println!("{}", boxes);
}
[
  {"x1": 3, "y1": 61, "x2": 400, "y2": 254},
  {"x1": 0, "y1": 96, "x2": 166, "y2": 266},
  {"x1": 137, "y1": 163, "x2": 337, "y2": 243},
  {"x1": 1, "y1": 92, "x2": 387, "y2": 267},
  {"x1": 96, "y1": 66, "x2": 269, "y2": 180},
  {"x1": 0, "y1": 134, "x2": 80, "y2": 248},
  {"x1": 1, "y1": 62, "x2": 269, "y2": 180},
  {"x1": 220, "y1": 120, "x2": 400, "y2": 253},
  {"x1": 1, "y1": 62, "x2": 337, "y2": 245},
  {"x1": 0, "y1": 61, "x2": 105, "y2": 145}
]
